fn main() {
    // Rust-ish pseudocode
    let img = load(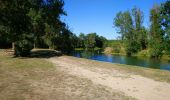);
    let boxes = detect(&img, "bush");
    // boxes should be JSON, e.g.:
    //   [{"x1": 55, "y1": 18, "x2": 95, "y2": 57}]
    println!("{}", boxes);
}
[
  {"x1": 149, "y1": 39, "x2": 164, "y2": 58},
  {"x1": 113, "y1": 46, "x2": 121, "y2": 53},
  {"x1": 128, "y1": 41, "x2": 140, "y2": 55},
  {"x1": 137, "y1": 50, "x2": 149, "y2": 56},
  {"x1": 14, "y1": 39, "x2": 34, "y2": 57}
]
